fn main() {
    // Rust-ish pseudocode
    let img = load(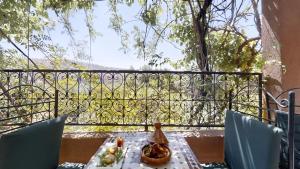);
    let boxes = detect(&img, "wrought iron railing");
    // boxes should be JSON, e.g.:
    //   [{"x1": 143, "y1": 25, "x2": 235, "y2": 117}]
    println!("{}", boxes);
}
[
  {"x1": 0, "y1": 70, "x2": 262, "y2": 131},
  {"x1": 0, "y1": 84, "x2": 58, "y2": 133}
]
